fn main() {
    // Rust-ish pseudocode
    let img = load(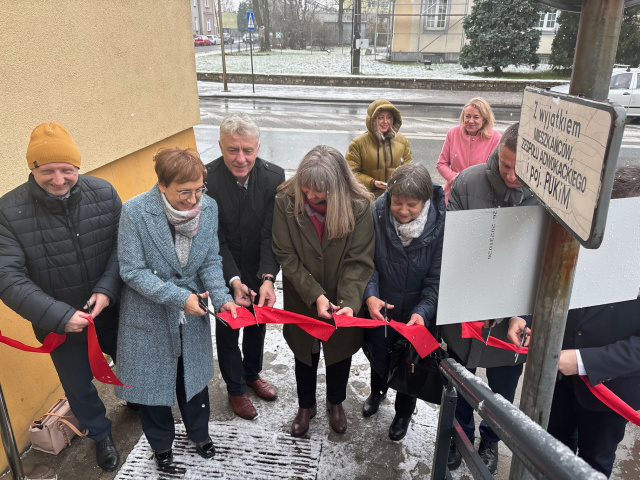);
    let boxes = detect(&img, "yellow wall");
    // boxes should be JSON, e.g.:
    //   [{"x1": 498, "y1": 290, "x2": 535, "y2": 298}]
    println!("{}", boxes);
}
[{"x1": 0, "y1": 1, "x2": 201, "y2": 471}]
